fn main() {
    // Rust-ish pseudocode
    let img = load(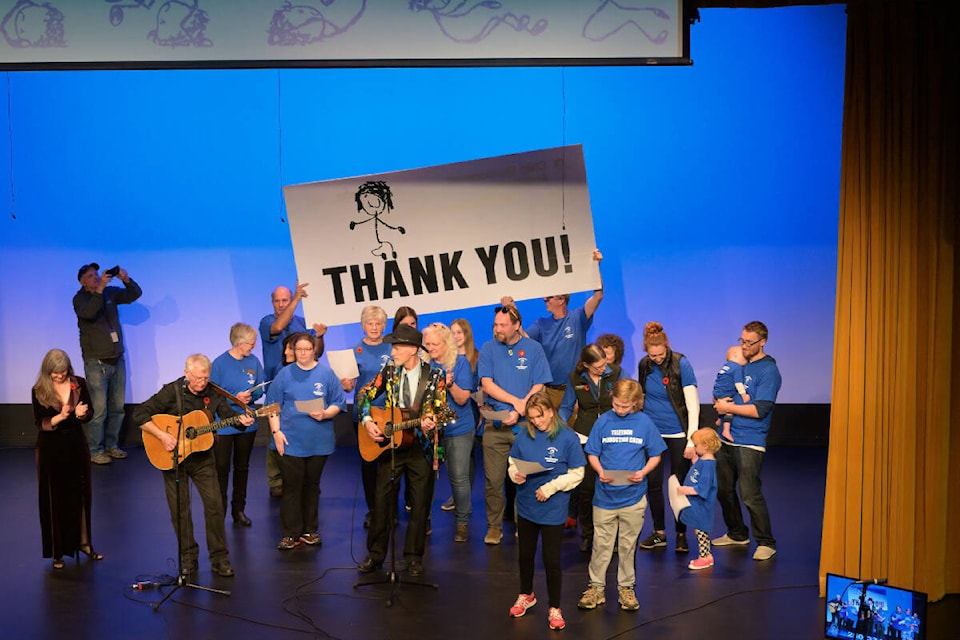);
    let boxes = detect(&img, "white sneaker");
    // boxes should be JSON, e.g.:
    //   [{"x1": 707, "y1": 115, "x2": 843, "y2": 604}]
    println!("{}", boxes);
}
[{"x1": 753, "y1": 545, "x2": 776, "y2": 561}]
